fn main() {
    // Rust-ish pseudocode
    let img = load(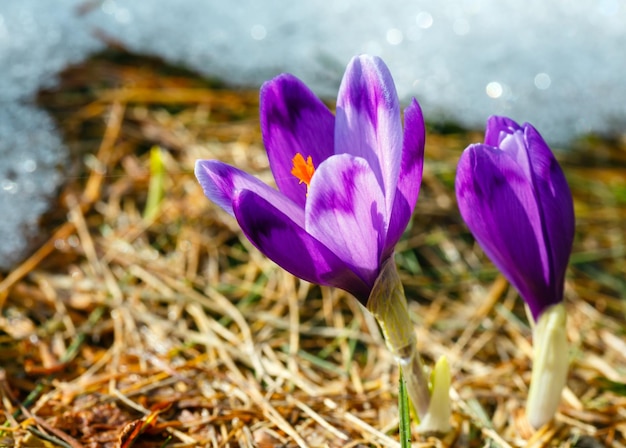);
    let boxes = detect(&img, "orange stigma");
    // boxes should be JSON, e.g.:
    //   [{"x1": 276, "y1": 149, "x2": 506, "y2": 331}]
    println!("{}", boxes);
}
[{"x1": 291, "y1": 153, "x2": 315, "y2": 190}]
